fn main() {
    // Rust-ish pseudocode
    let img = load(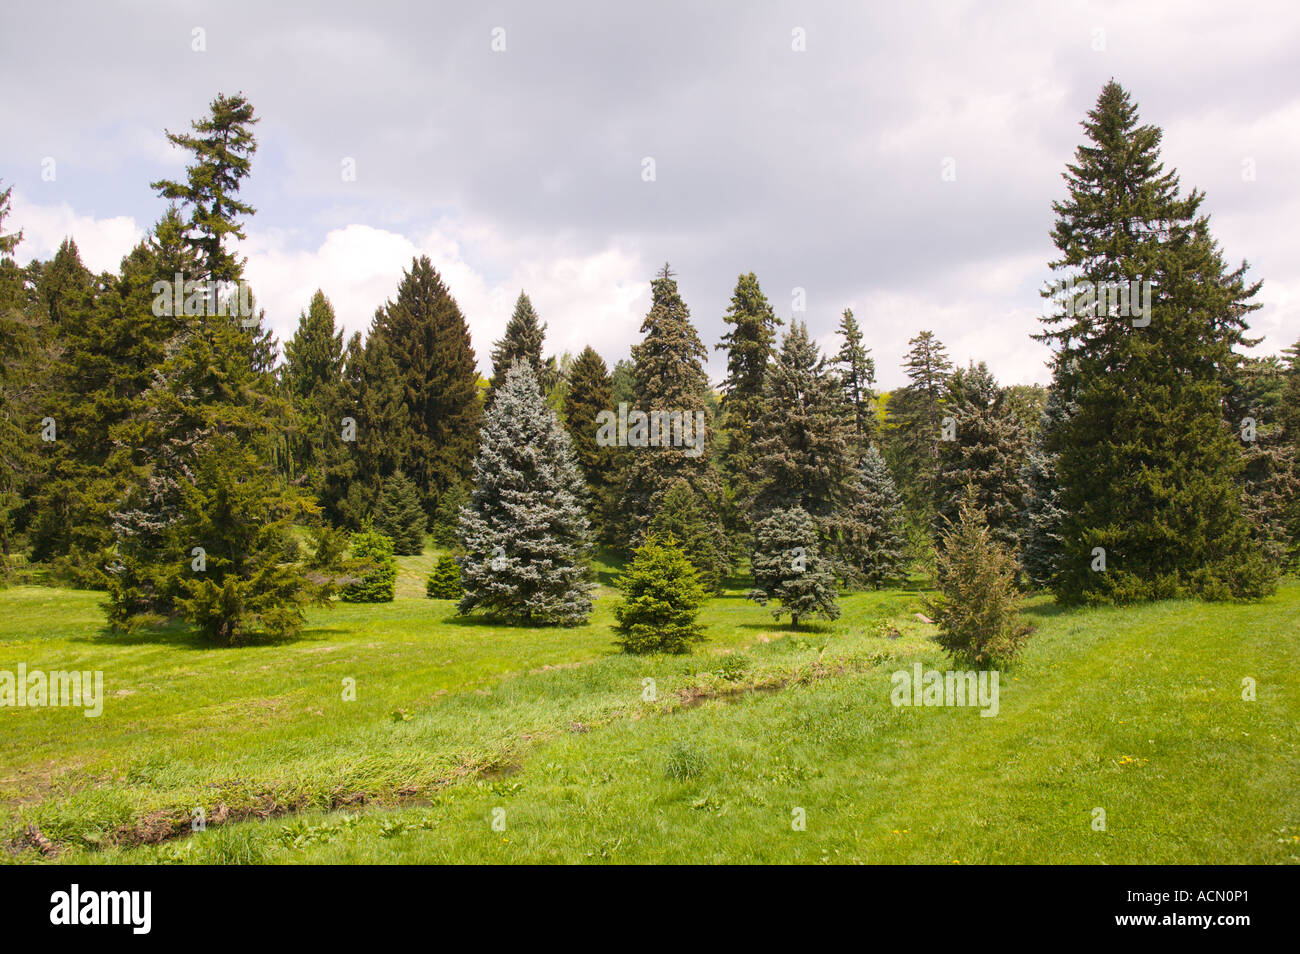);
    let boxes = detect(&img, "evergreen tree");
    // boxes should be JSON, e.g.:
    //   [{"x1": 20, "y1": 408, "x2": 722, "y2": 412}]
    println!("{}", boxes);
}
[
  {"x1": 885, "y1": 330, "x2": 952, "y2": 520},
  {"x1": 430, "y1": 478, "x2": 469, "y2": 548},
  {"x1": 609, "y1": 358, "x2": 635, "y2": 408},
  {"x1": 312, "y1": 331, "x2": 365, "y2": 528},
  {"x1": 340, "y1": 526, "x2": 397, "y2": 603},
  {"x1": 715, "y1": 272, "x2": 781, "y2": 549},
  {"x1": 562, "y1": 345, "x2": 617, "y2": 537},
  {"x1": 621, "y1": 264, "x2": 727, "y2": 576},
  {"x1": 1038, "y1": 80, "x2": 1272, "y2": 603},
  {"x1": 613, "y1": 533, "x2": 707, "y2": 655},
  {"x1": 345, "y1": 327, "x2": 409, "y2": 526},
  {"x1": 282, "y1": 290, "x2": 345, "y2": 485},
  {"x1": 457, "y1": 361, "x2": 594, "y2": 624},
  {"x1": 374, "y1": 470, "x2": 426, "y2": 555},
  {"x1": 647, "y1": 479, "x2": 725, "y2": 593},
  {"x1": 1281, "y1": 337, "x2": 1300, "y2": 451},
  {"x1": 1018, "y1": 384, "x2": 1071, "y2": 588},
  {"x1": 173, "y1": 432, "x2": 319, "y2": 642},
  {"x1": 488, "y1": 291, "x2": 548, "y2": 401},
  {"x1": 927, "y1": 489, "x2": 1034, "y2": 666},
  {"x1": 30, "y1": 238, "x2": 95, "y2": 330},
  {"x1": 370, "y1": 256, "x2": 482, "y2": 525},
  {"x1": 1281, "y1": 338, "x2": 1300, "y2": 560},
  {"x1": 839, "y1": 445, "x2": 908, "y2": 588},
  {"x1": 933, "y1": 362, "x2": 1029, "y2": 550},
  {"x1": 107, "y1": 283, "x2": 318, "y2": 637},
  {"x1": 24, "y1": 240, "x2": 103, "y2": 567},
  {"x1": 108, "y1": 97, "x2": 322, "y2": 639},
  {"x1": 751, "y1": 321, "x2": 863, "y2": 575},
  {"x1": 749, "y1": 506, "x2": 840, "y2": 628},
  {"x1": 0, "y1": 184, "x2": 39, "y2": 574},
  {"x1": 29, "y1": 212, "x2": 197, "y2": 579},
  {"x1": 834, "y1": 307, "x2": 876, "y2": 448},
  {"x1": 1229, "y1": 355, "x2": 1300, "y2": 568},
  {"x1": 426, "y1": 554, "x2": 464, "y2": 600},
  {"x1": 150, "y1": 93, "x2": 258, "y2": 284}
]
